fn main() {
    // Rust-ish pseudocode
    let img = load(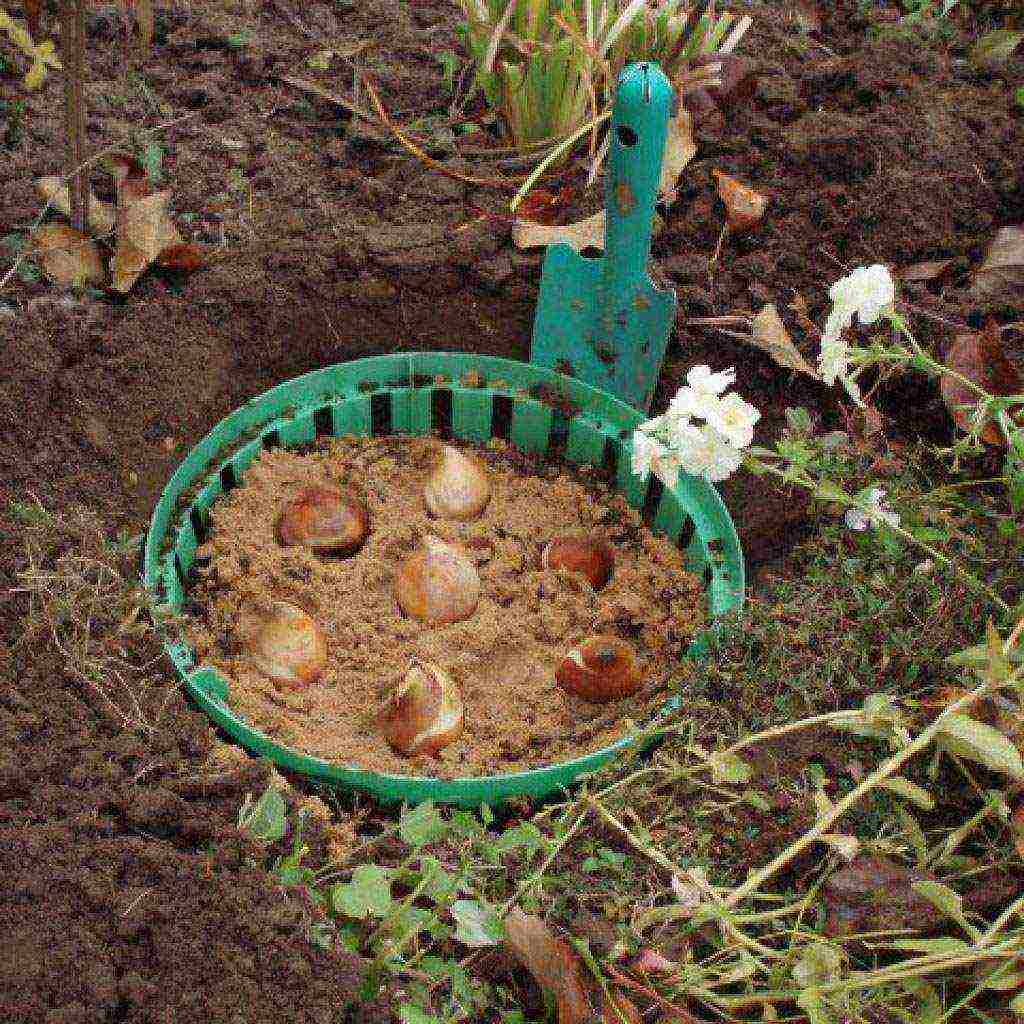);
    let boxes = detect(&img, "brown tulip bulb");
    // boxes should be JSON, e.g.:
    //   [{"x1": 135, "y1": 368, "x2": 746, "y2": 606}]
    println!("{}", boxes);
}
[
  {"x1": 380, "y1": 660, "x2": 464, "y2": 756},
  {"x1": 394, "y1": 535, "x2": 481, "y2": 625},
  {"x1": 555, "y1": 636, "x2": 642, "y2": 703},
  {"x1": 423, "y1": 446, "x2": 491, "y2": 521},
  {"x1": 275, "y1": 484, "x2": 369, "y2": 556},
  {"x1": 250, "y1": 602, "x2": 328, "y2": 689},
  {"x1": 540, "y1": 534, "x2": 615, "y2": 590}
]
